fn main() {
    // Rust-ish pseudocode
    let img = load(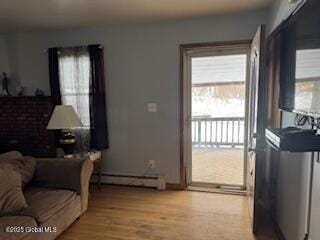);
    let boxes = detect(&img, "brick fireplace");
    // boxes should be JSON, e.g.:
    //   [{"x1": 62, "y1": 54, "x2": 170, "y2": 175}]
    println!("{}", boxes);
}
[{"x1": 0, "y1": 96, "x2": 56, "y2": 157}]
